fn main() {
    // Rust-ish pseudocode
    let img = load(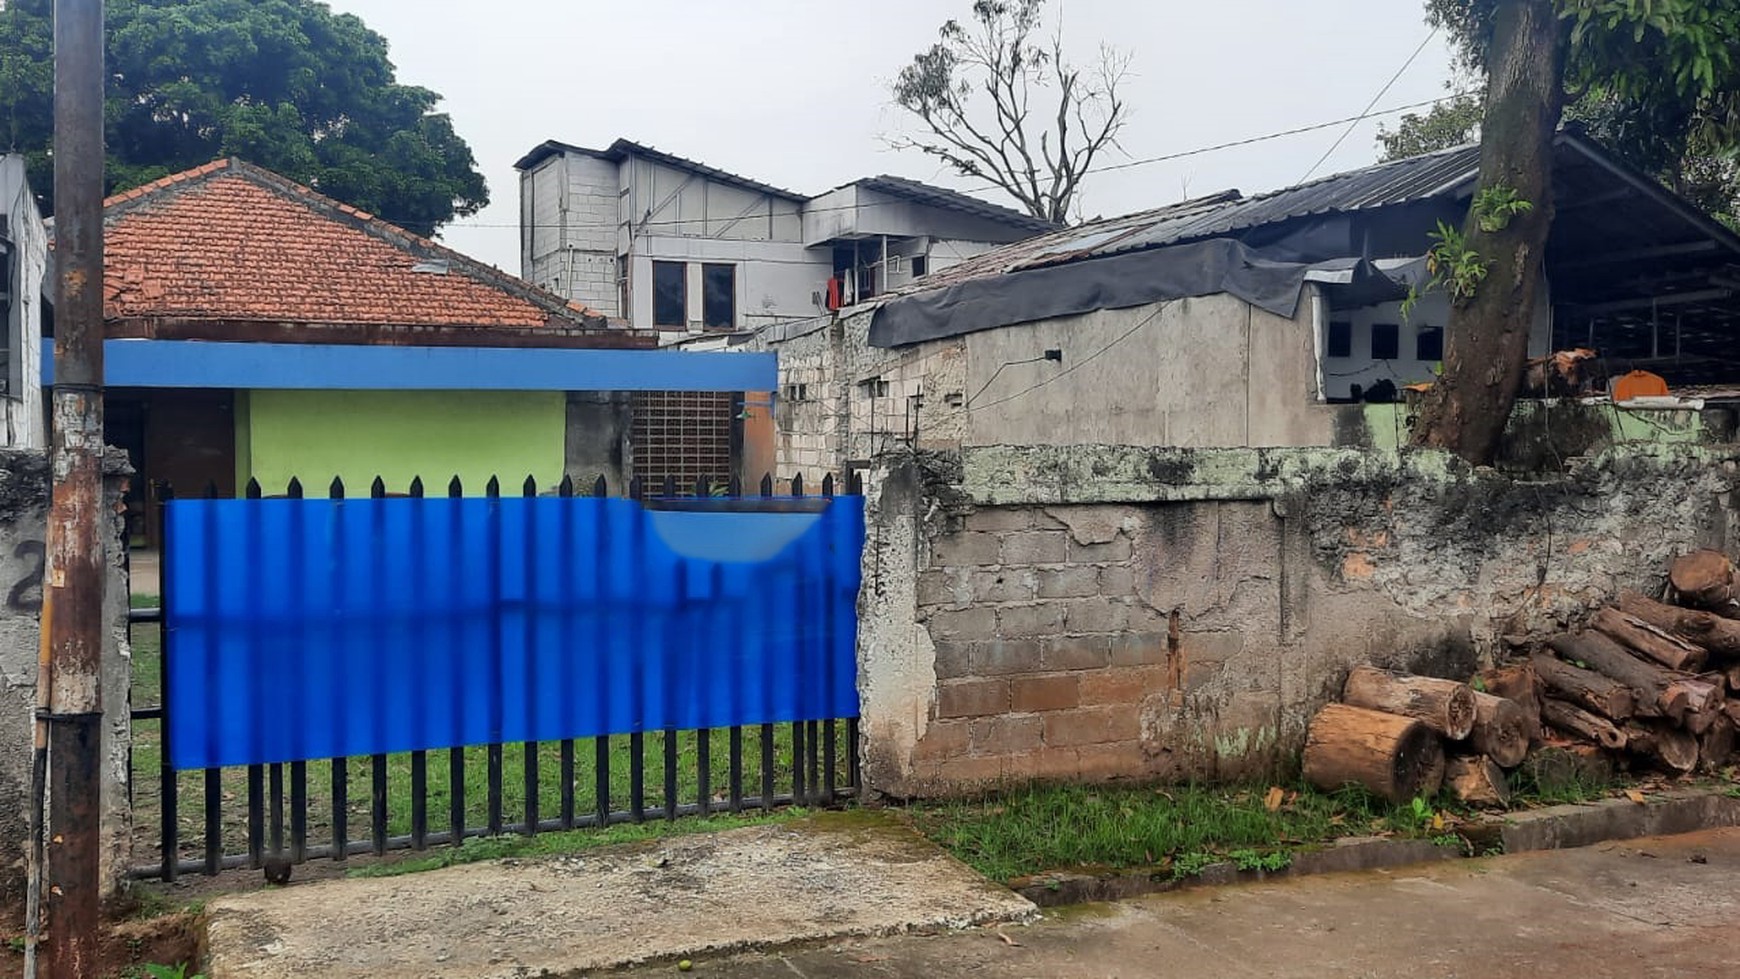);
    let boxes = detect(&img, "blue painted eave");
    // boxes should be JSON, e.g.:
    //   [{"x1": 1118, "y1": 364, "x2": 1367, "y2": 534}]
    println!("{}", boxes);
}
[{"x1": 42, "y1": 339, "x2": 776, "y2": 392}]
